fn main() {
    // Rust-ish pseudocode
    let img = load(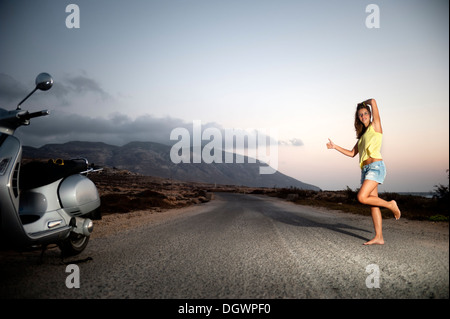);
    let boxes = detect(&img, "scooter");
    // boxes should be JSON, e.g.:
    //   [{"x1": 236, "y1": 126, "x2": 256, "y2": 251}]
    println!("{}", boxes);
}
[{"x1": 0, "y1": 73, "x2": 101, "y2": 257}]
